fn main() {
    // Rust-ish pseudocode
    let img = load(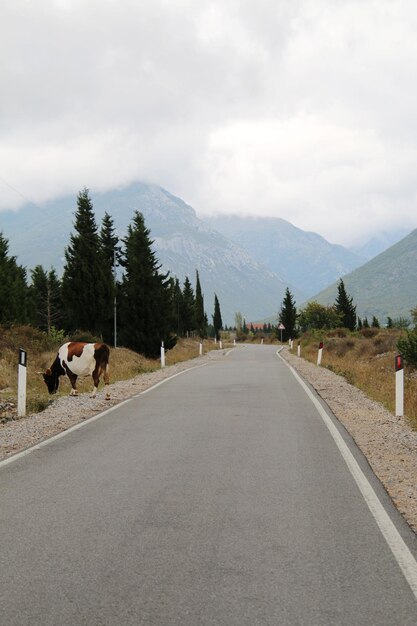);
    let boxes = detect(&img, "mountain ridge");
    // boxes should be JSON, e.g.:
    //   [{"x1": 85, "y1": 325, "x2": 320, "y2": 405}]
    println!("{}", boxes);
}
[{"x1": 310, "y1": 228, "x2": 417, "y2": 322}]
